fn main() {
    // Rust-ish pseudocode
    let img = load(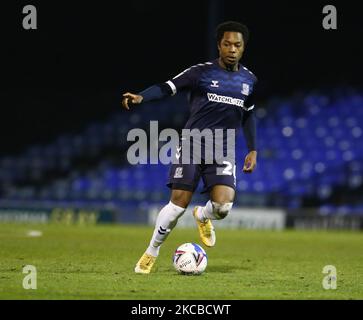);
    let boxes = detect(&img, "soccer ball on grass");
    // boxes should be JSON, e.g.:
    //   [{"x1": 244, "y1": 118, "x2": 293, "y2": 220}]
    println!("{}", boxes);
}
[{"x1": 173, "y1": 243, "x2": 207, "y2": 275}]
